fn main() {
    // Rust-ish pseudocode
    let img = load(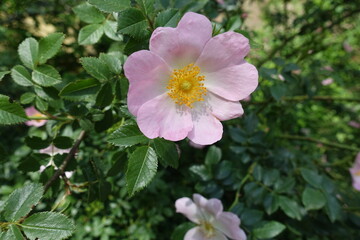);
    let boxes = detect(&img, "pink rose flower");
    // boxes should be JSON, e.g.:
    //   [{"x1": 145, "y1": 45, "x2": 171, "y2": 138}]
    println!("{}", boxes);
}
[
  {"x1": 348, "y1": 121, "x2": 360, "y2": 129},
  {"x1": 124, "y1": 12, "x2": 258, "y2": 145},
  {"x1": 175, "y1": 194, "x2": 246, "y2": 240},
  {"x1": 25, "y1": 106, "x2": 47, "y2": 127},
  {"x1": 321, "y1": 78, "x2": 333, "y2": 86},
  {"x1": 350, "y1": 153, "x2": 360, "y2": 191}
]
